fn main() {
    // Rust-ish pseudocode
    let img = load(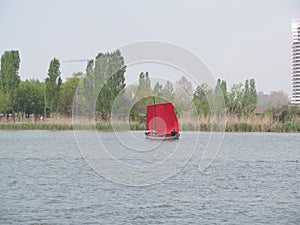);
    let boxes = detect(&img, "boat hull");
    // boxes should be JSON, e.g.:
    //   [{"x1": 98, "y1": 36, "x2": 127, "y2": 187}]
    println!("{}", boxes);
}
[{"x1": 145, "y1": 133, "x2": 180, "y2": 140}]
